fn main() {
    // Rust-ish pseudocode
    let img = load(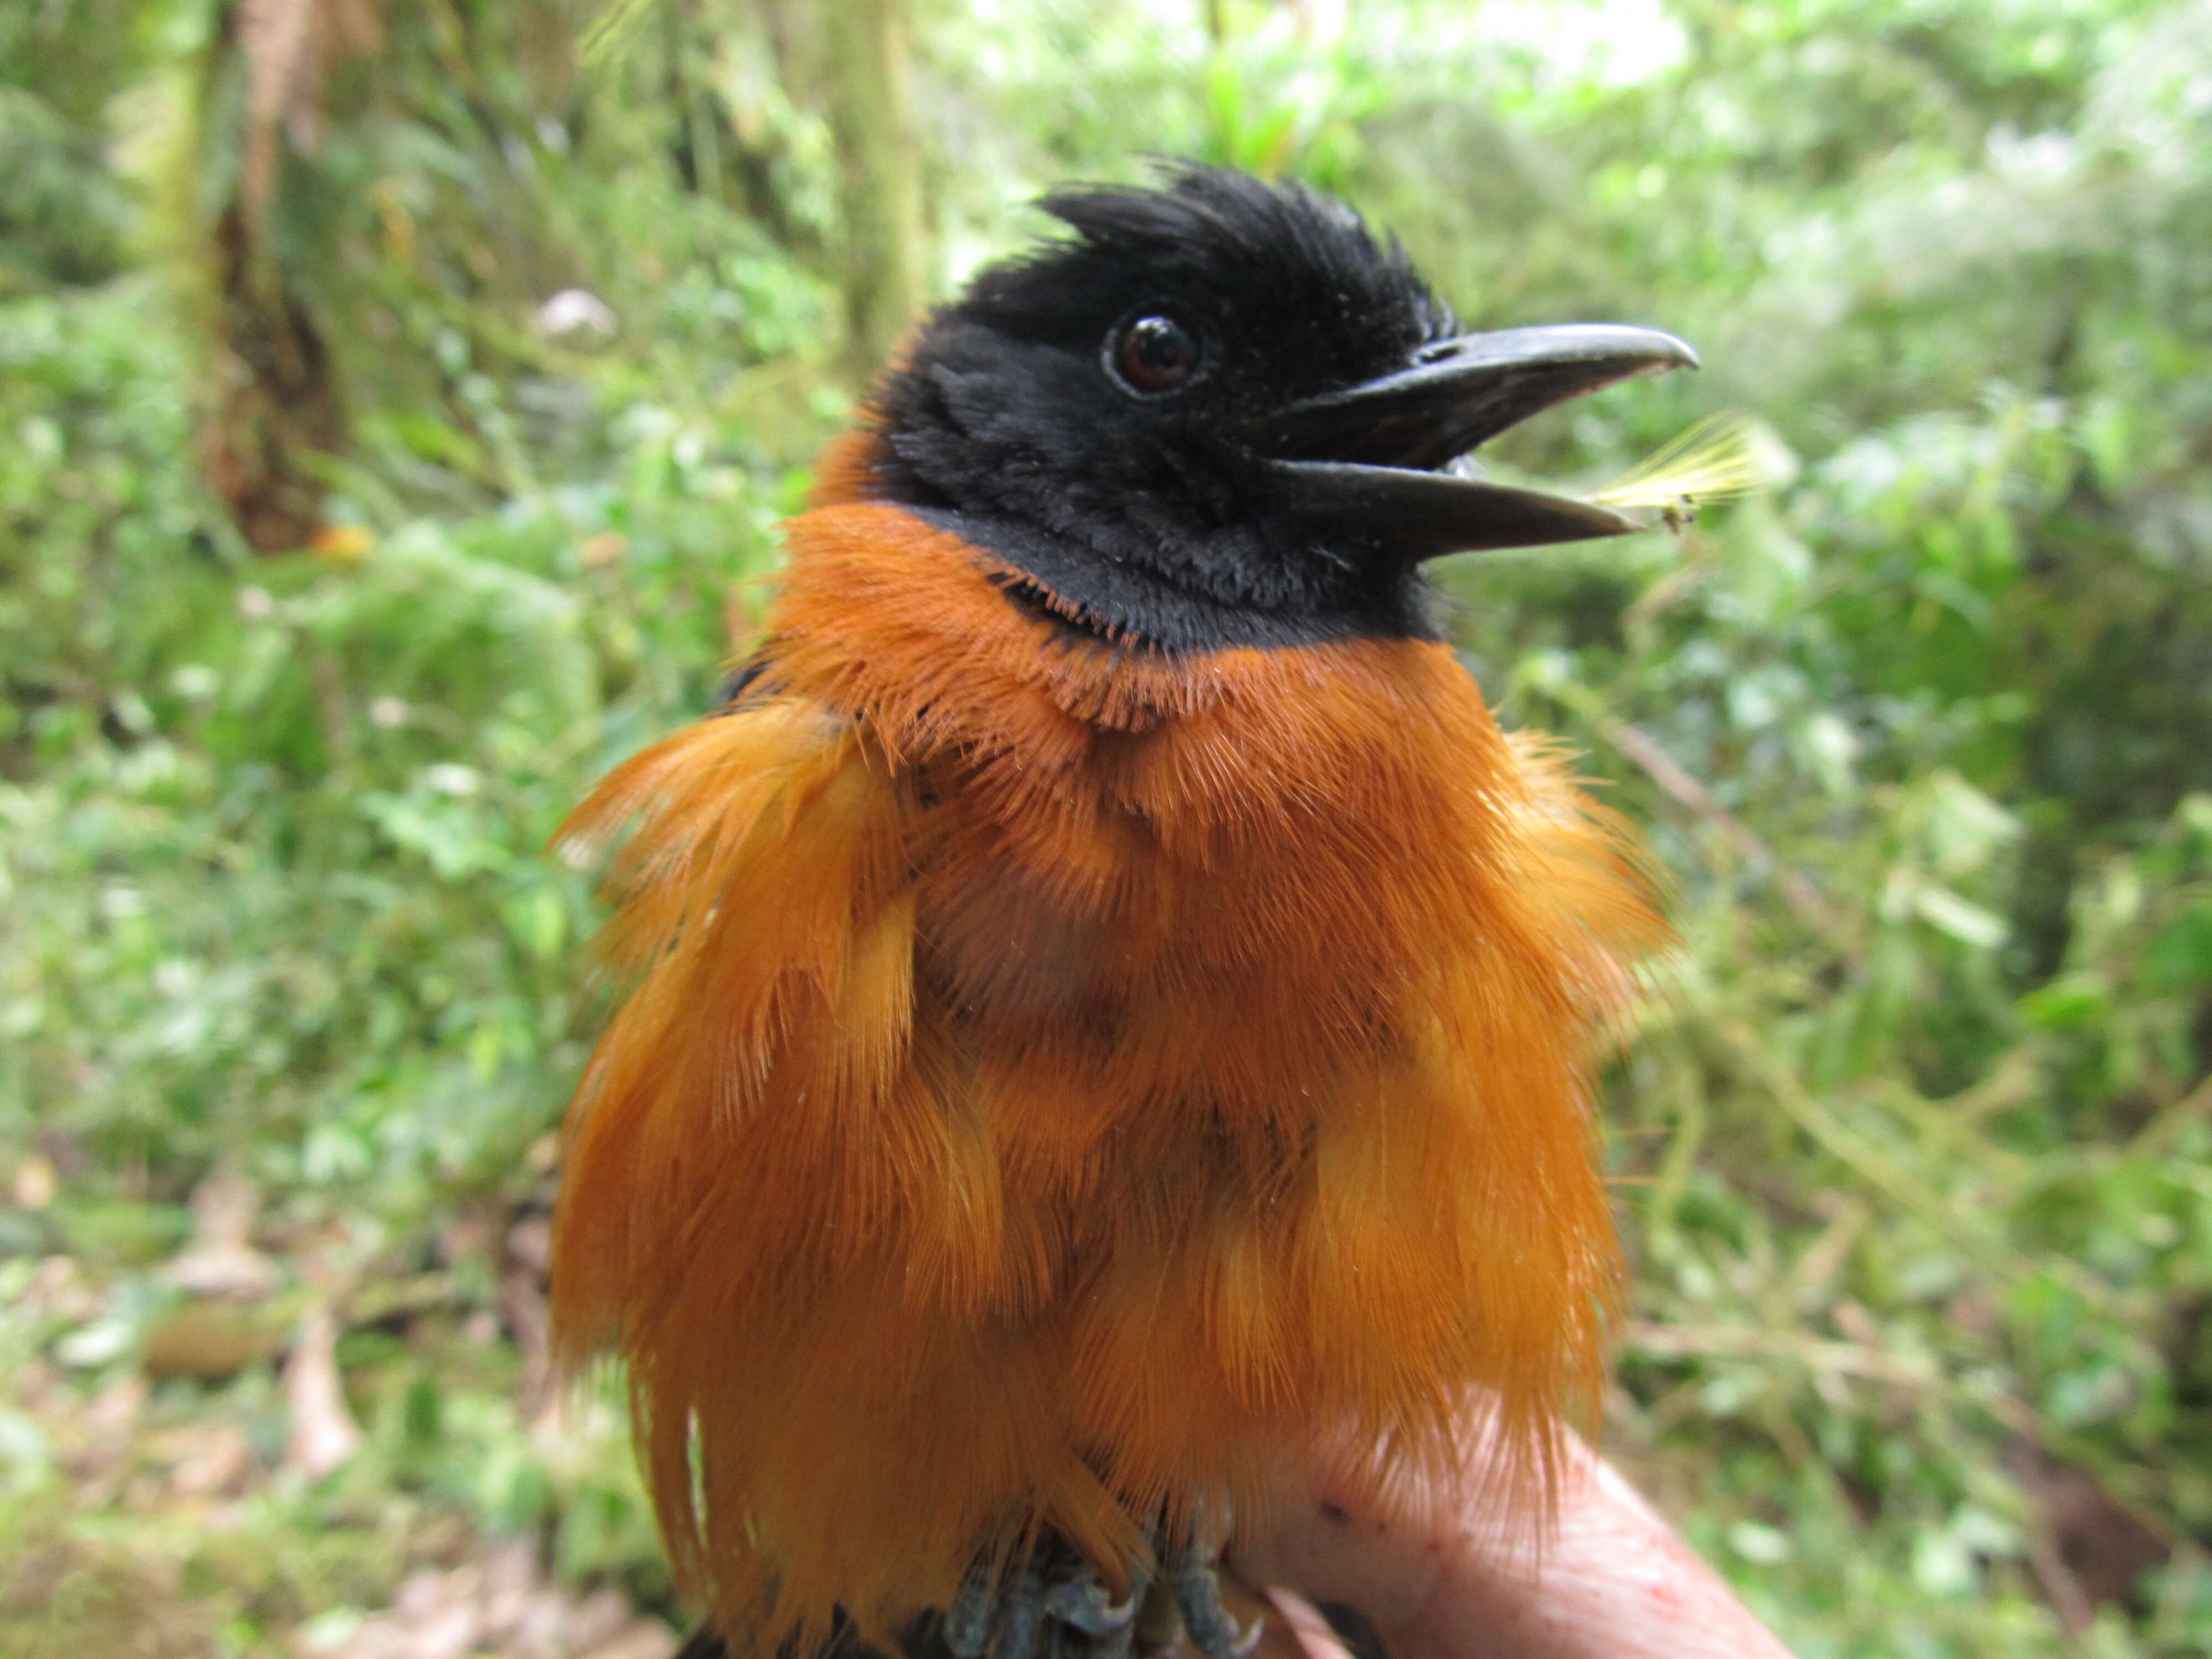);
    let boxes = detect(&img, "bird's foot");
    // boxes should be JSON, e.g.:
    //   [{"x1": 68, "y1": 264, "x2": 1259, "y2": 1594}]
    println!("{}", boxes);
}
[
  {"x1": 942, "y1": 1524, "x2": 1258, "y2": 1659},
  {"x1": 1162, "y1": 1529, "x2": 1262, "y2": 1659},
  {"x1": 945, "y1": 1537, "x2": 1143, "y2": 1659}
]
